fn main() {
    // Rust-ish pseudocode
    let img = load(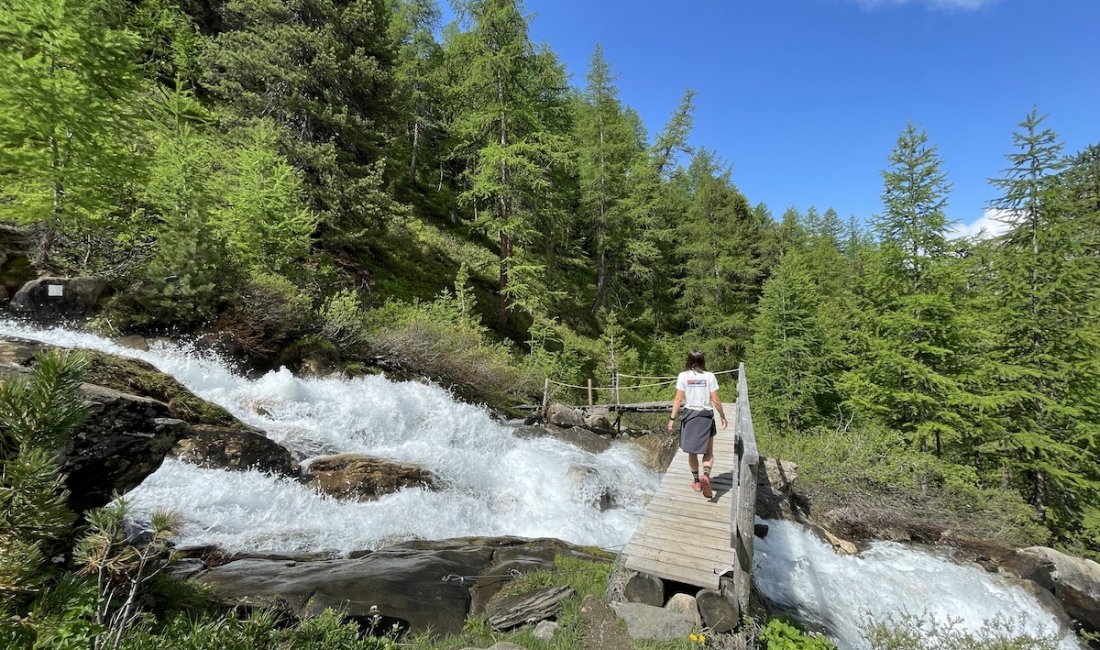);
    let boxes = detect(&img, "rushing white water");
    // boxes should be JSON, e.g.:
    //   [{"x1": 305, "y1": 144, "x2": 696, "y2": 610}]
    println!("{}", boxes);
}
[
  {"x1": 0, "y1": 320, "x2": 658, "y2": 554},
  {"x1": 0, "y1": 320, "x2": 1082, "y2": 647},
  {"x1": 754, "y1": 519, "x2": 1081, "y2": 649}
]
